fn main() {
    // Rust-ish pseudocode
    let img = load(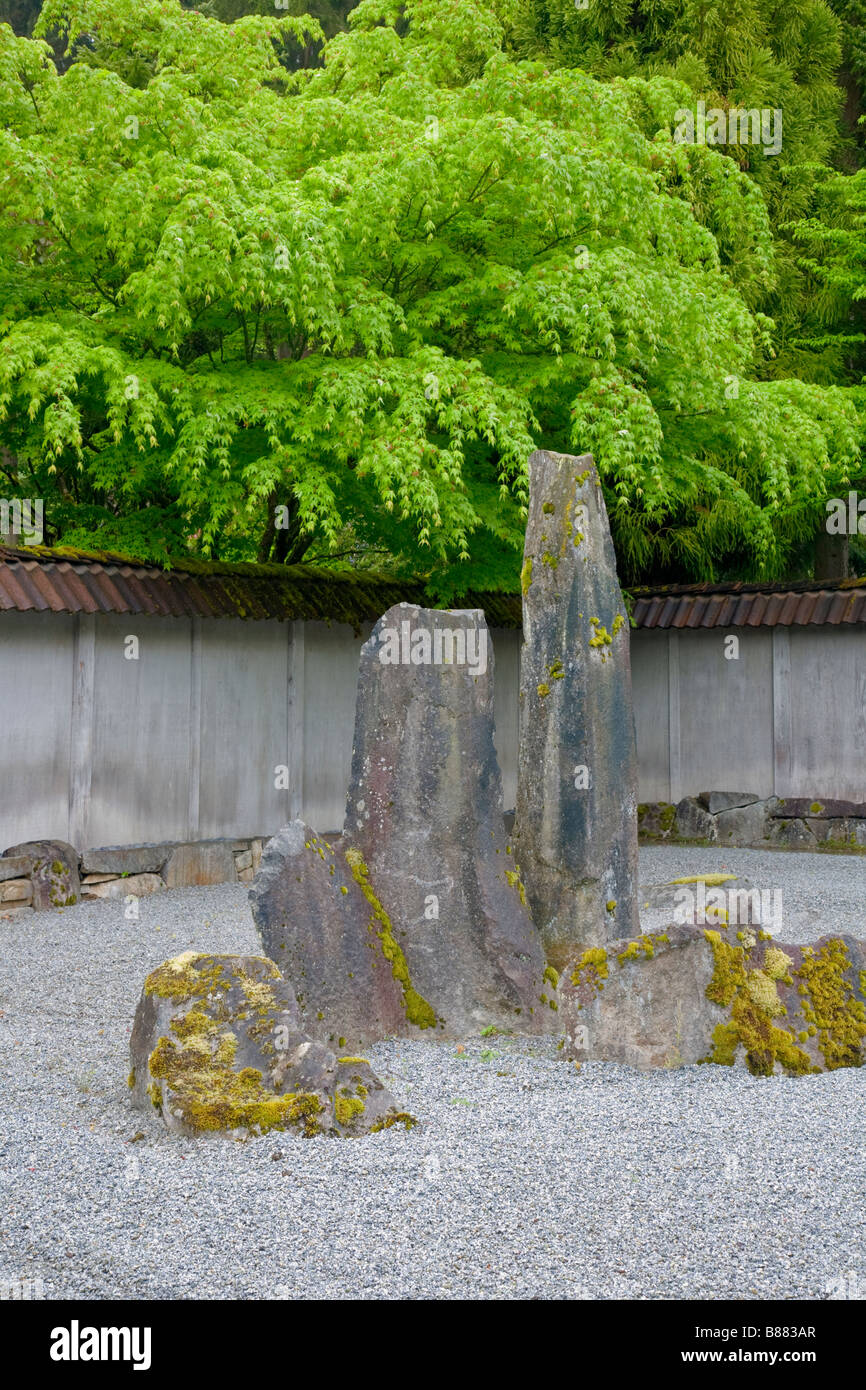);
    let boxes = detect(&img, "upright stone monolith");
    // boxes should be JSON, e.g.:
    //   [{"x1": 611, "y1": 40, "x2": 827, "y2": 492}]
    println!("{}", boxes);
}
[
  {"x1": 514, "y1": 451, "x2": 639, "y2": 966},
  {"x1": 341, "y1": 603, "x2": 553, "y2": 1036},
  {"x1": 251, "y1": 604, "x2": 555, "y2": 1041}
]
